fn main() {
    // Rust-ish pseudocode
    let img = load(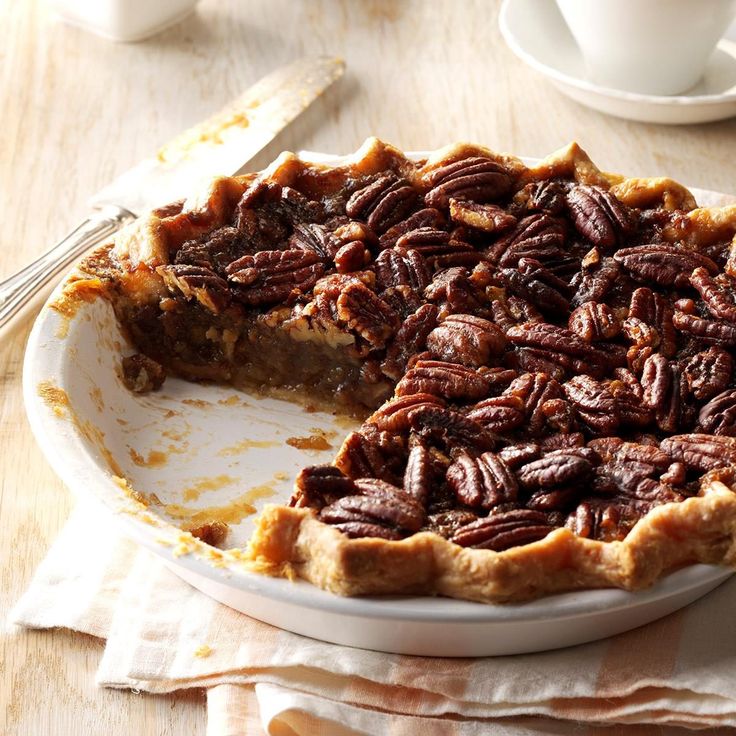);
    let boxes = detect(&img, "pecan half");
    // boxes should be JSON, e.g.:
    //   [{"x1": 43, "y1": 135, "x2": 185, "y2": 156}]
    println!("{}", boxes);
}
[
  {"x1": 626, "y1": 478, "x2": 685, "y2": 505},
  {"x1": 614, "y1": 244, "x2": 717, "y2": 289},
  {"x1": 345, "y1": 174, "x2": 419, "y2": 233},
  {"x1": 657, "y1": 362, "x2": 691, "y2": 433},
  {"x1": 571, "y1": 255, "x2": 620, "y2": 307},
  {"x1": 625, "y1": 287, "x2": 677, "y2": 358},
  {"x1": 319, "y1": 481, "x2": 425, "y2": 535},
  {"x1": 174, "y1": 226, "x2": 247, "y2": 273},
  {"x1": 615, "y1": 441, "x2": 671, "y2": 469},
  {"x1": 491, "y1": 295, "x2": 544, "y2": 331},
  {"x1": 682, "y1": 346, "x2": 733, "y2": 400},
  {"x1": 508, "y1": 349, "x2": 567, "y2": 383},
  {"x1": 566, "y1": 501, "x2": 645, "y2": 542},
  {"x1": 466, "y1": 395, "x2": 526, "y2": 433},
  {"x1": 275, "y1": 185, "x2": 325, "y2": 223},
  {"x1": 507, "y1": 322, "x2": 594, "y2": 358},
  {"x1": 660, "y1": 433, "x2": 736, "y2": 472},
  {"x1": 528, "y1": 180, "x2": 569, "y2": 214},
  {"x1": 334, "y1": 241, "x2": 369, "y2": 273},
  {"x1": 689, "y1": 267, "x2": 736, "y2": 323},
  {"x1": 333, "y1": 220, "x2": 377, "y2": 249},
  {"x1": 565, "y1": 184, "x2": 635, "y2": 248},
  {"x1": 568, "y1": 301, "x2": 621, "y2": 342},
  {"x1": 424, "y1": 266, "x2": 481, "y2": 315},
  {"x1": 396, "y1": 359, "x2": 490, "y2": 401},
  {"x1": 593, "y1": 458, "x2": 659, "y2": 498},
  {"x1": 334, "y1": 429, "x2": 403, "y2": 484},
  {"x1": 506, "y1": 323, "x2": 613, "y2": 376},
  {"x1": 424, "y1": 156, "x2": 513, "y2": 209},
  {"x1": 673, "y1": 309, "x2": 736, "y2": 345},
  {"x1": 408, "y1": 405, "x2": 496, "y2": 454},
  {"x1": 158, "y1": 264, "x2": 231, "y2": 313},
  {"x1": 641, "y1": 355, "x2": 690, "y2": 433},
  {"x1": 539, "y1": 433, "x2": 585, "y2": 452},
  {"x1": 539, "y1": 397, "x2": 576, "y2": 434},
  {"x1": 481, "y1": 367, "x2": 520, "y2": 392},
  {"x1": 381, "y1": 303, "x2": 439, "y2": 380},
  {"x1": 608, "y1": 369, "x2": 653, "y2": 427},
  {"x1": 622, "y1": 317, "x2": 658, "y2": 350},
  {"x1": 336, "y1": 282, "x2": 400, "y2": 347},
  {"x1": 517, "y1": 452, "x2": 594, "y2": 490},
  {"x1": 504, "y1": 371, "x2": 565, "y2": 435},
  {"x1": 562, "y1": 375, "x2": 621, "y2": 435},
  {"x1": 586, "y1": 436, "x2": 624, "y2": 463},
  {"x1": 451, "y1": 509, "x2": 555, "y2": 550},
  {"x1": 526, "y1": 485, "x2": 582, "y2": 511},
  {"x1": 403, "y1": 442, "x2": 436, "y2": 505},
  {"x1": 447, "y1": 451, "x2": 518, "y2": 509},
  {"x1": 487, "y1": 214, "x2": 565, "y2": 267},
  {"x1": 698, "y1": 389, "x2": 736, "y2": 436},
  {"x1": 426, "y1": 314, "x2": 507, "y2": 367},
  {"x1": 498, "y1": 442, "x2": 541, "y2": 468},
  {"x1": 396, "y1": 228, "x2": 478, "y2": 269},
  {"x1": 380, "y1": 285, "x2": 423, "y2": 320},
  {"x1": 499, "y1": 261, "x2": 570, "y2": 317},
  {"x1": 234, "y1": 182, "x2": 324, "y2": 248},
  {"x1": 367, "y1": 393, "x2": 445, "y2": 432},
  {"x1": 378, "y1": 207, "x2": 445, "y2": 249},
  {"x1": 288, "y1": 222, "x2": 341, "y2": 261},
  {"x1": 290, "y1": 465, "x2": 357, "y2": 509},
  {"x1": 373, "y1": 248, "x2": 431, "y2": 292},
  {"x1": 226, "y1": 249, "x2": 324, "y2": 305},
  {"x1": 641, "y1": 353, "x2": 671, "y2": 409}
]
